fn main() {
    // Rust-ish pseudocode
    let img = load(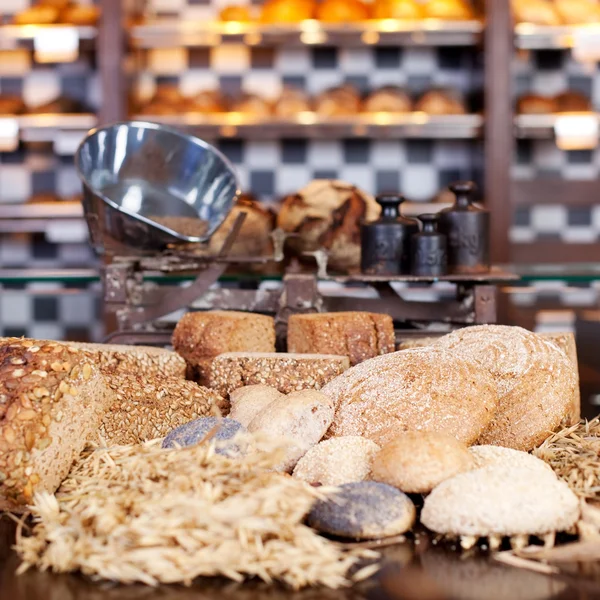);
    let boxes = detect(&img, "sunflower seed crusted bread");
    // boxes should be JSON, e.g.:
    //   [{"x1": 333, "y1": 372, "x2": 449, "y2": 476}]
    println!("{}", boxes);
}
[
  {"x1": 0, "y1": 338, "x2": 115, "y2": 511},
  {"x1": 210, "y1": 352, "x2": 350, "y2": 397},
  {"x1": 66, "y1": 342, "x2": 186, "y2": 379},
  {"x1": 287, "y1": 312, "x2": 395, "y2": 366},
  {"x1": 99, "y1": 374, "x2": 225, "y2": 445},
  {"x1": 172, "y1": 311, "x2": 276, "y2": 385}
]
